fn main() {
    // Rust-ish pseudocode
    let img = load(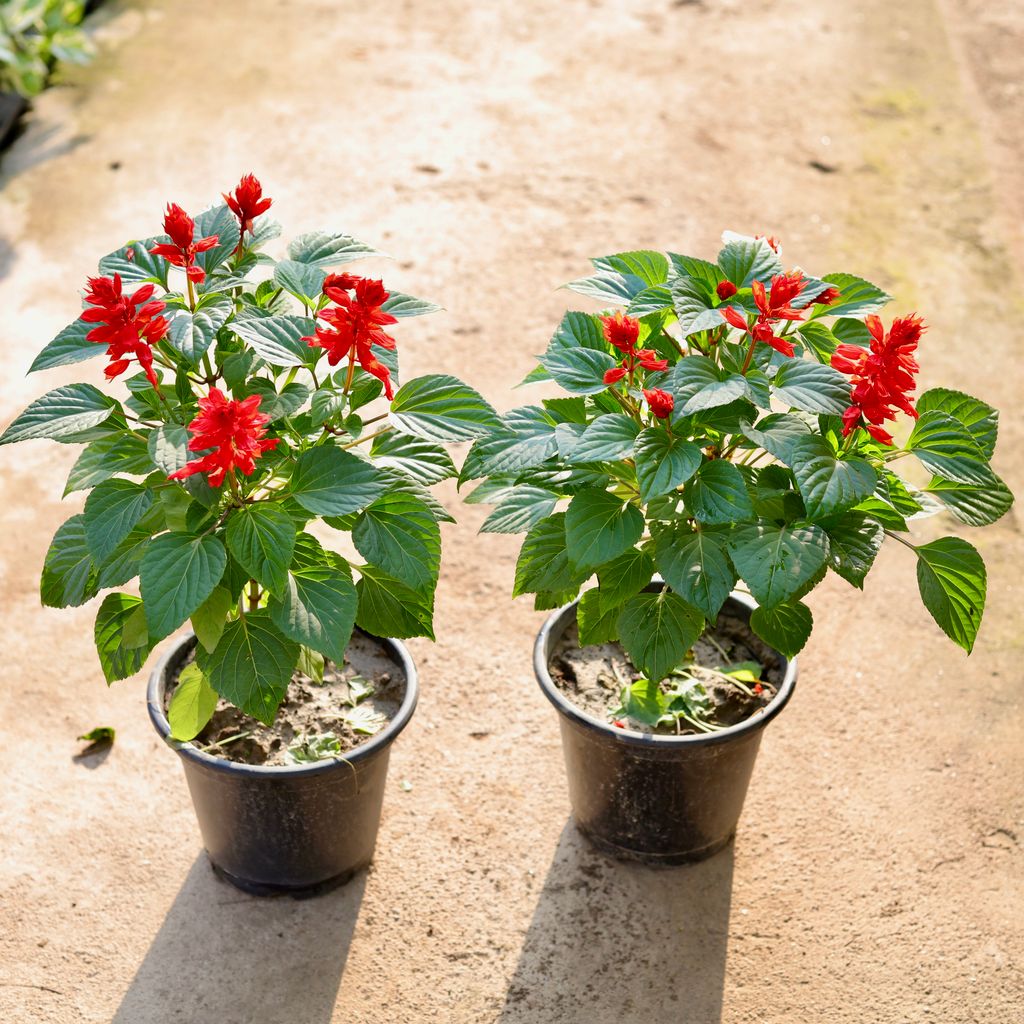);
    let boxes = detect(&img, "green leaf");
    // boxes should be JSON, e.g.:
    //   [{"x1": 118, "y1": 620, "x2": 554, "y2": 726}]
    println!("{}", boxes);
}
[
  {"x1": 634, "y1": 429, "x2": 701, "y2": 501},
  {"x1": 749, "y1": 601, "x2": 812, "y2": 658},
  {"x1": 668, "y1": 253, "x2": 726, "y2": 290},
  {"x1": 617, "y1": 591, "x2": 705, "y2": 681},
  {"x1": 270, "y1": 563, "x2": 357, "y2": 663},
  {"x1": 480, "y1": 486, "x2": 559, "y2": 534},
  {"x1": 231, "y1": 308, "x2": 317, "y2": 367},
  {"x1": 574, "y1": 414, "x2": 641, "y2": 462},
  {"x1": 823, "y1": 513, "x2": 884, "y2": 588},
  {"x1": 916, "y1": 388, "x2": 997, "y2": 459},
  {"x1": 197, "y1": 613, "x2": 299, "y2": 724},
  {"x1": 247, "y1": 379, "x2": 310, "y2": 423},
  {"x1": 513, "y1": 513, "x2": 589, "y2": 597},
  {"x1": 94, "y1": 593, "x2": 157, "y2": 683},
  {"x1": 459, "y1": 407, "x2": 559, "y2": 480},
  {"x1": 147, "y1": 424, "x2": 191, "y2": 476},
  {"x1": 717, "y1": 233, "x2": 783, "y2": 287},
  {"x1": 41, "y1": 515, "x2": 98, "y2": 608},
  {"x1": 615, "y1": 677, "x2": 667, "y2": 726},
  {"x1": 191, "y1": 586, "x2": 233, "y2": 653},
  {"x1": 64, "y1": 434, "x2": 153, "y2": 495},
  {"x1": 167, "y1": 663, "x2": 219, "y2": 741},
  {"x1": 370, "y1": 432, "x2": 456, "y2": 485},
  {"x1": 915, "y1": 537, "x2": 987, "y2": 653},
  {"x1": 226, "y1": 505, "x2": 297, "y2": 597},
  {"x1": 0, "y1": 384, "x2": 114, "y2": 444},
  {"x1": 797, "y1": 321, "x2": 838, "y2": 363},
  {"x1": 540, "y1": 345, "x2": 617, "y2": 395},
  {"x1": 740, "y1": 414, "x2": 812, "y2": 467},
  {"x1": 140, "y1": 533, "x2": 228, "y2": 640},
  {"x1": 565, "y1": 488, "x2": 644, "y2": 570},
  {"x1": 671, "y1": 277, "x2": 735, "y2": 336},
  {"x1": 83, "y1": 479, "x2": 155, "y2": 563},
  {"x1": 924, "y1": 473, "x2": 1014, "y2": 527},
  {"x1": 729, "y1": 524, "x2": 829, "y2": 606},
  {"x1": 654, "y1": 527, "x2": 736, "y2": 621},
  {"x1": 193, "y1": 204, "x2": 241, "y2": 277},
  {"x1": 29, "y1": 318, "x2": 99, "y2": 373},
  {"x1": 165, "y1": 299, "x2": 232, "y2": 364},
  {"x1": 815, "y1": 273, "x2": 891, "y2": 318},
  {"x1": 593, "y1": 250, "x2": 670, "y2": 286},
  {"x1": 99, "y1": 239, "x2": 170, "y2": 287},
  {"x1": 549, "y1": 311, "x2": 607, "y2": 351},
  {"x1": 566, "y1": 270, "x2": 647, "y2": 304},
  {"x1": 291, "y1": 445, "x2": 387, "y2": 517},
  {"x1": 771, "y1": 360, "x2": 851, "y2": 416},
  {"x1": 672, "y1": 355, "x2": 721, "y2": 406},
  {"x1": 381, "y1": 291, "x2": 441, "y2": 319},
  {"x1": 388, "y1": 374, "x2": 500, "y2": 442},
  {"x1": 353, "y1": 493, "x2": 440, "y2": 592},
  {"x1": 355, "y1": 564, "x2": 434, "y2": 640},
  {"x1": 907, "y1": 411, "x2": 989, "y2": 485},
  {"x1": 577, "y1": 588, "x2": 620, "y2": 645},
  {"x1": 273, "y1": 259, "x2": 327, "y2": 303},
  {"x1": 597, "y1": 549, "x2": 654, "y2": 613},
  {"x1": 789, "y1": 436, "x2": 877, "y2": 519},
  {"x1": 287, "y1": 231, "x2": 383, "y2": 267},
  {"x1": 685, "y1": 461, "x2": 753, "y2": 525}
]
